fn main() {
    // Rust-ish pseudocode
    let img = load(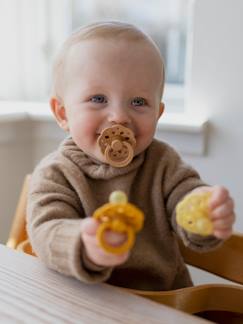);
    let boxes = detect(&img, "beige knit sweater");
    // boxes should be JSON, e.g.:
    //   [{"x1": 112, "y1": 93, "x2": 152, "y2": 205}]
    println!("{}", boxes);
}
[{"x1": 27, "y1": 137, "x2": 221, "y2": 291}]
